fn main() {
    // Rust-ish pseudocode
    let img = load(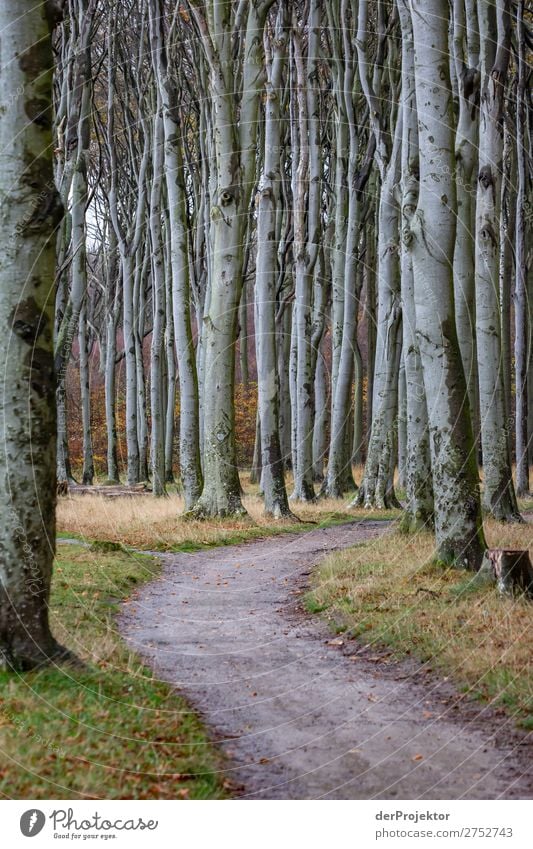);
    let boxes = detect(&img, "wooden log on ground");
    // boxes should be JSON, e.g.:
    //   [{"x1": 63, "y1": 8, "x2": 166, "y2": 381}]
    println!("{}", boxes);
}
[
  {"x1": 66, "y1": 483, "x2": 153, "y2": 498},
  {"x1": 481, "y1": 549, "x2": 533, "y2": 599}
]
